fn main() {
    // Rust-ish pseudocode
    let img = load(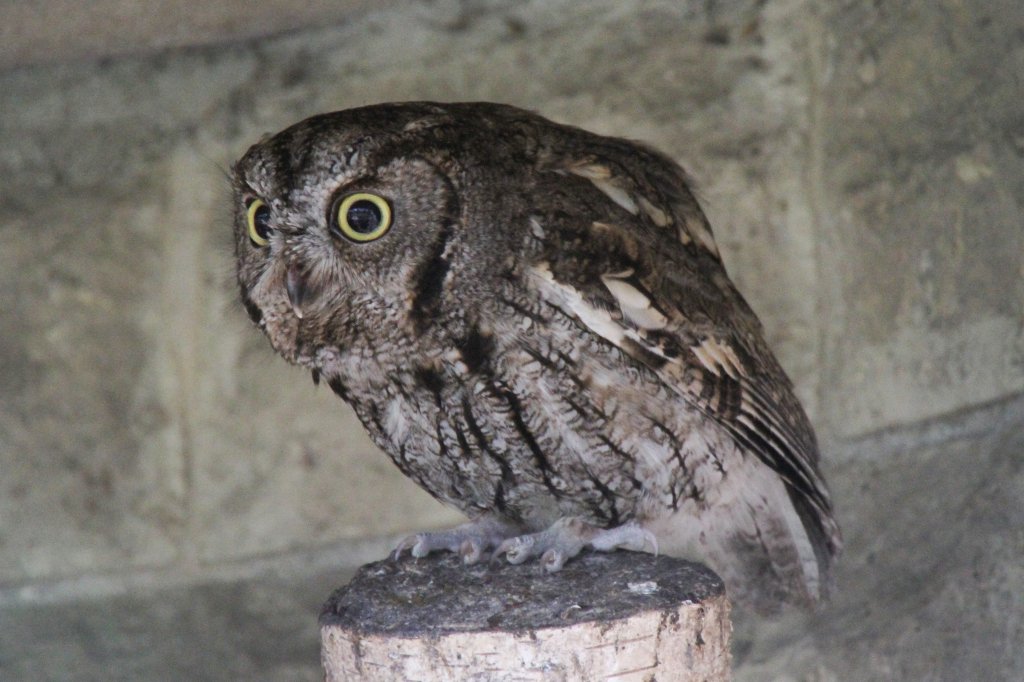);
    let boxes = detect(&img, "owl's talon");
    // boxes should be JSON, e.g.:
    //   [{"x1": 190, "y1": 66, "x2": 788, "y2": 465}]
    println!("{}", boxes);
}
[
  {"x1": 541, "y1": 548, "x2": 567, "y2": 572},
  {"x1": 392, "y1": 534, "x2": 423, "y2": 560},
  {"x1": 490, "y1": 518, "x2": 658, "y2": 571},
  {"x1": 459, "y1": 539, "x2": 484, "y2": 564},
  {"x1": 496, "y1": 536, "x2": 534, "y2": 564},
  {"x1": 391, "y1": 517, "x2": 525, "y2": 563}
]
